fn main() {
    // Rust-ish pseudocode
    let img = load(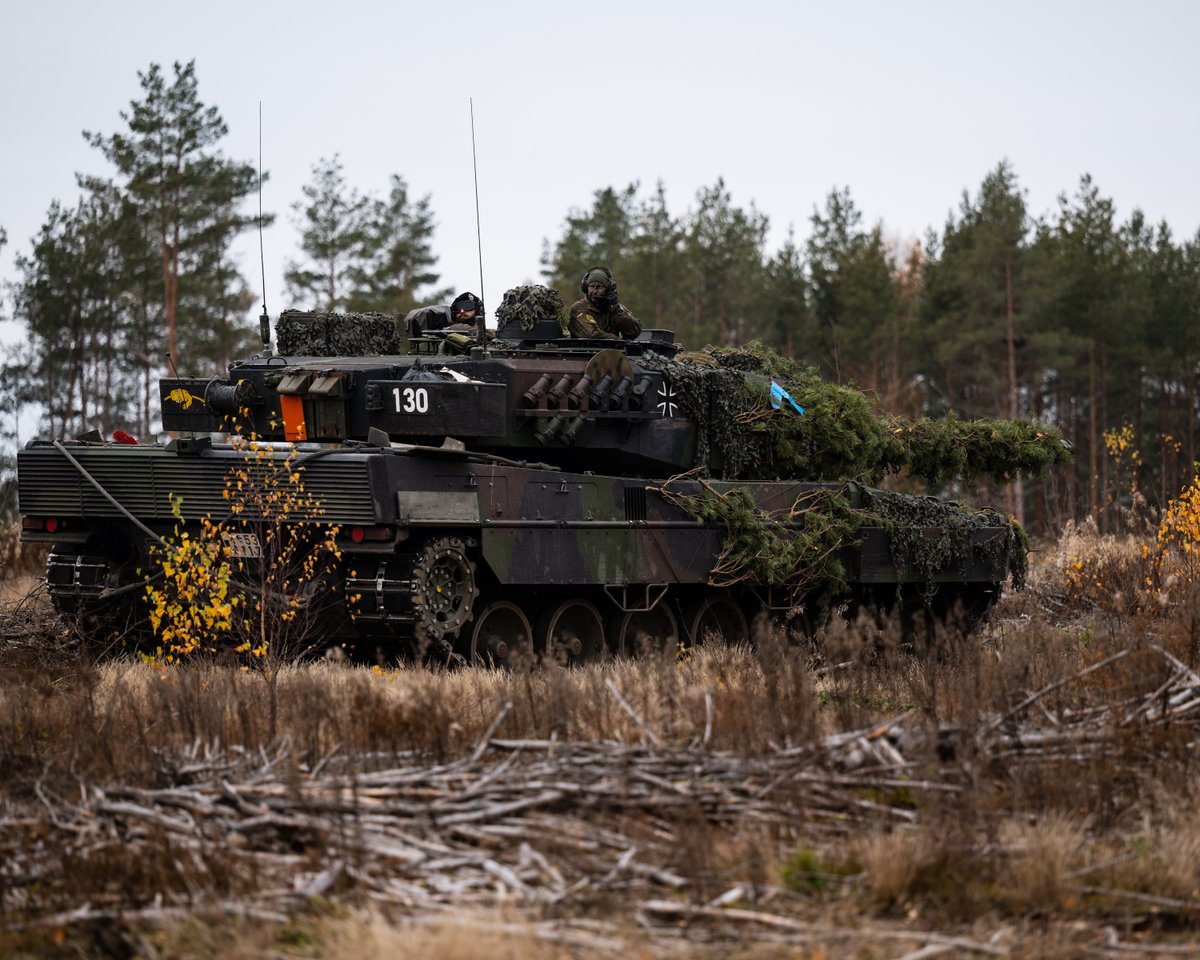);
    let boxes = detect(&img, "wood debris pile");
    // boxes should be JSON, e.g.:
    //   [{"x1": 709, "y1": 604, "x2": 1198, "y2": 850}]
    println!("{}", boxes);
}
[
  {"x1": 1, "y1": 717, "x2": 920, "y2": 922},
  {"x1": 4, "y1": 645, "x2": 1200, "y2": 953}
]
